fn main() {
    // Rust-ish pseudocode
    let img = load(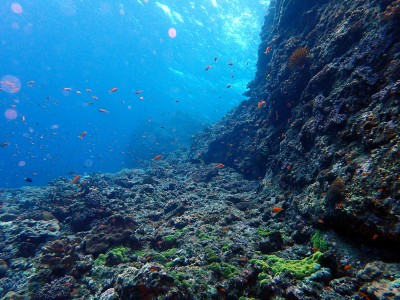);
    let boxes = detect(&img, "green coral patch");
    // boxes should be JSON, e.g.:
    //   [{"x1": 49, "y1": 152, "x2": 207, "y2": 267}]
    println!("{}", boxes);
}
[
  {"x1": 311, "y1": 230, "x2": 329, "y2": 252},
  {"x1": 252, "y1": 251, "x2": 323, "y2": 279}
]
